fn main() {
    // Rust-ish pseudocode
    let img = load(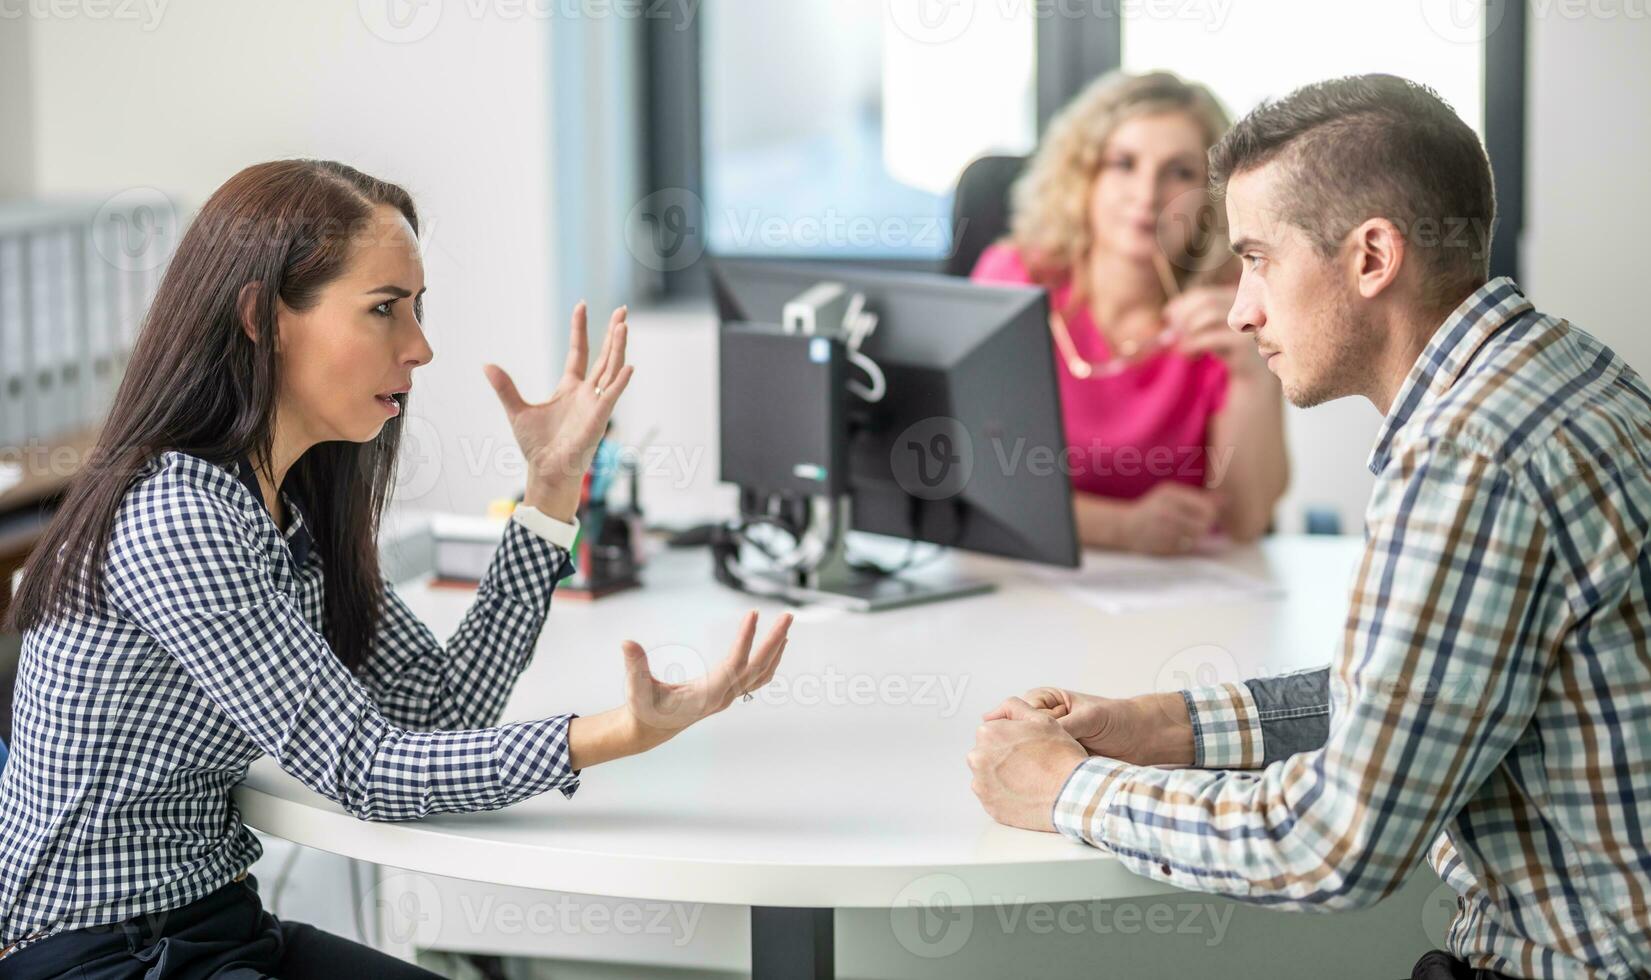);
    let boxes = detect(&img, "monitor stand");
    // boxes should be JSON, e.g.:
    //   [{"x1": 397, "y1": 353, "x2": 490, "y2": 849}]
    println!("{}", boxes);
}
[{"x1": 744, "y1": 497, "x2": 996, "y2": 612}]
